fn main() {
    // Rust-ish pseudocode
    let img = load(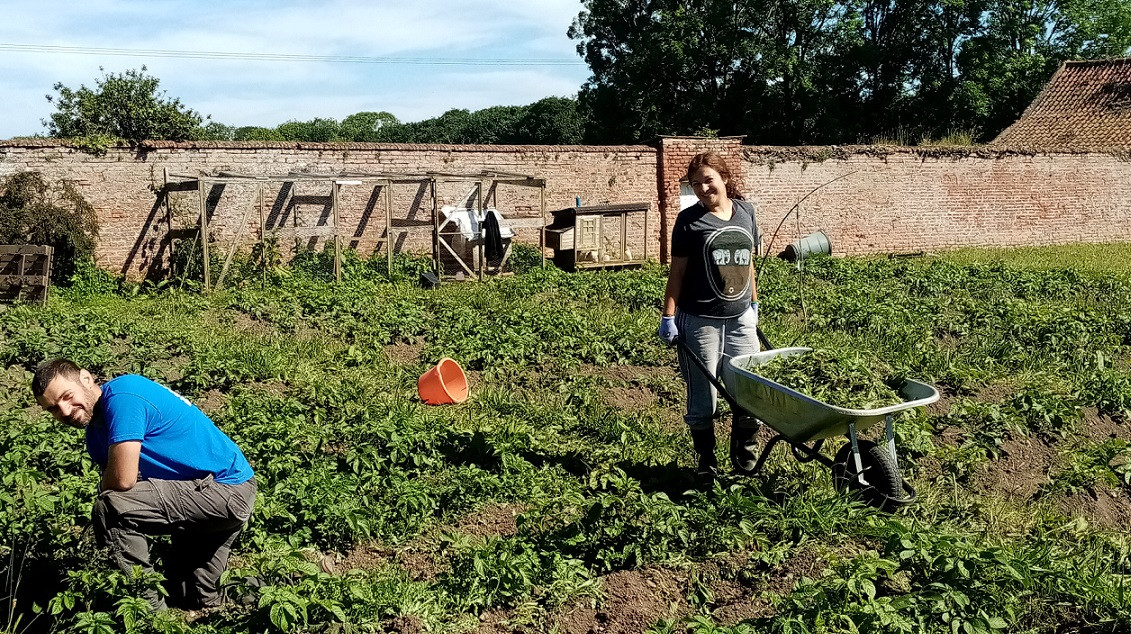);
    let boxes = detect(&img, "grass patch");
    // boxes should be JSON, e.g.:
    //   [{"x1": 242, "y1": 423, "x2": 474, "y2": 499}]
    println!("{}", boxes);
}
[{"x1": 934, "y1": 243, "x2": 1131, "y2": 274}]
